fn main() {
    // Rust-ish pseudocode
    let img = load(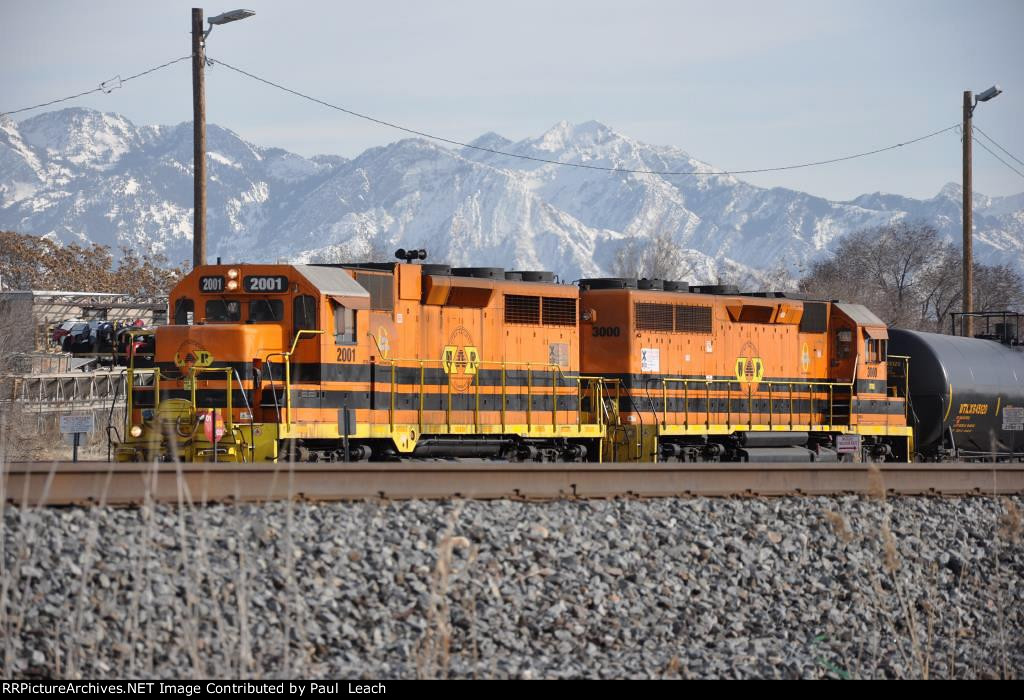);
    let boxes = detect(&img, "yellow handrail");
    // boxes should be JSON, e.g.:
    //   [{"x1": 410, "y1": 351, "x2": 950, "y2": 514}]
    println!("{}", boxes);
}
[
  {"x1": 656, "y1": 376, "x2": 859, "y2": 430},
  {"x1": 283, "y1": 329, "x2": 325, "y2": 427},
  {"x1": 370, "y1": 355, "x2": 607, "y2": 432}
]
